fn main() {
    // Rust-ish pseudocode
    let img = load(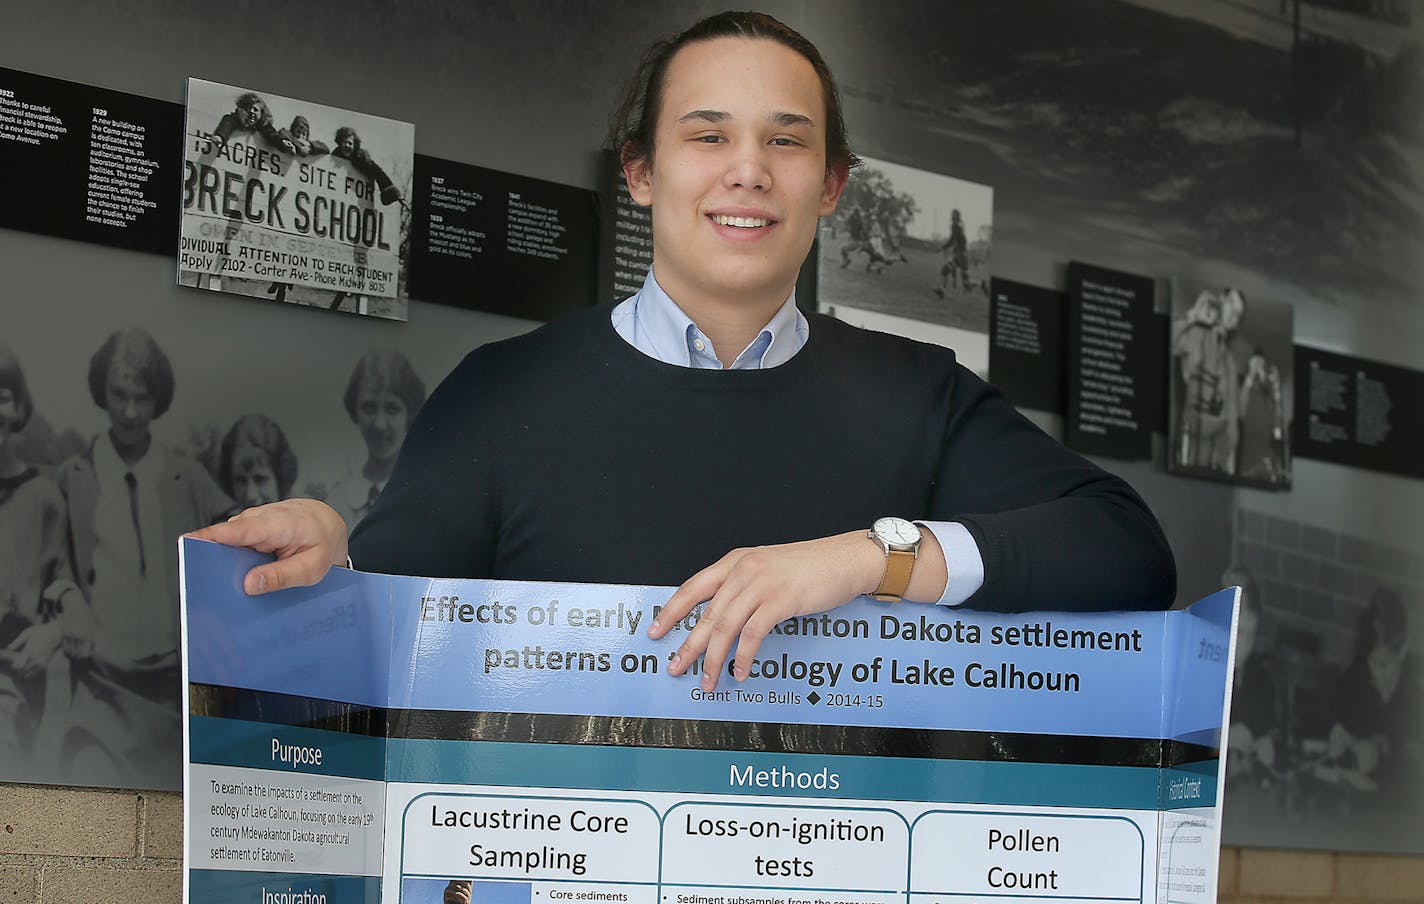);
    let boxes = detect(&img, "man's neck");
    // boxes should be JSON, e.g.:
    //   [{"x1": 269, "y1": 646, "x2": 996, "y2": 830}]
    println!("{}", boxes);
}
[{"x1": 655, "y1": 271, "x2": 790, "y2": 368}]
